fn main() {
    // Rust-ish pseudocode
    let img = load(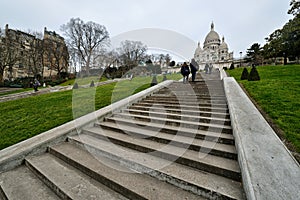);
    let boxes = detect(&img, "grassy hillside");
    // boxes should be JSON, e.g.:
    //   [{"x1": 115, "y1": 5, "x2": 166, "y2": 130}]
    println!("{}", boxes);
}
[
  {"x1": 227, "y1": 65, "x2": 300, "y2": 152},
  {"x1": 0, "y1": 74, "x2": 181, "y2": 150}
]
